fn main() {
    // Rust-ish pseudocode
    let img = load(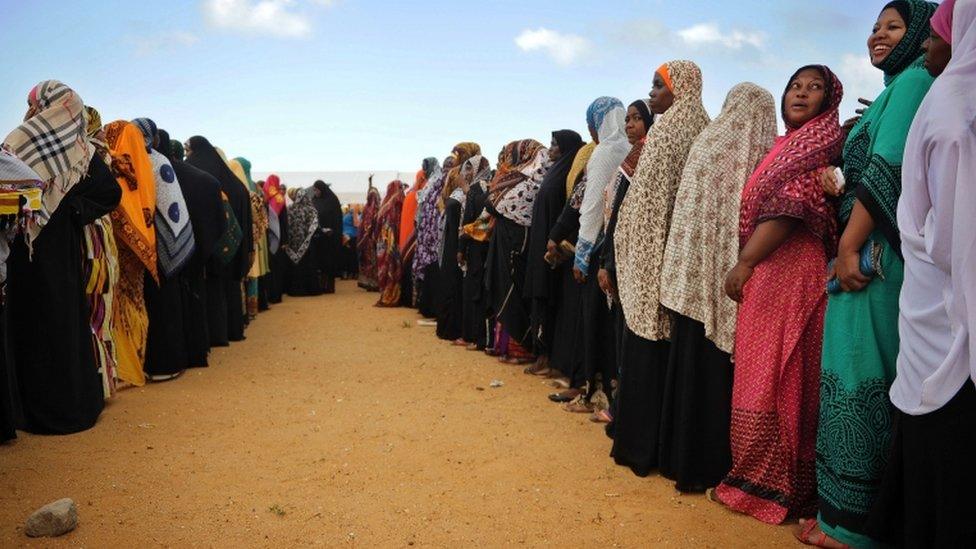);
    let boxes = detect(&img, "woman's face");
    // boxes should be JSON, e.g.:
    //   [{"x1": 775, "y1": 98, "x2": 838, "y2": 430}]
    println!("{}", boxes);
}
[
  {"x1": 923, "y1": 29, "x2": 952, "y2": 76},
  {"x1": 624, "y1": 105, "x2": 648, "y2": 145},
  {"x1": 313, "y1": 187, "x2": 322, "y2": 198},
  {"x1": 184, "y1": 142, "x2": 193, "y2": 157},
  {"x1": 649, "y1": 72, "x2": 674, "y2": 115},
  {"x1": 784, "y1": 68, "x2": 827, "y2": 127},
  {"x1": 868, "y1": 7, "x2": 907, "y2": 66},
  {"x1": 549, "y1": 137, "x2": 561, "y2": 161}
]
